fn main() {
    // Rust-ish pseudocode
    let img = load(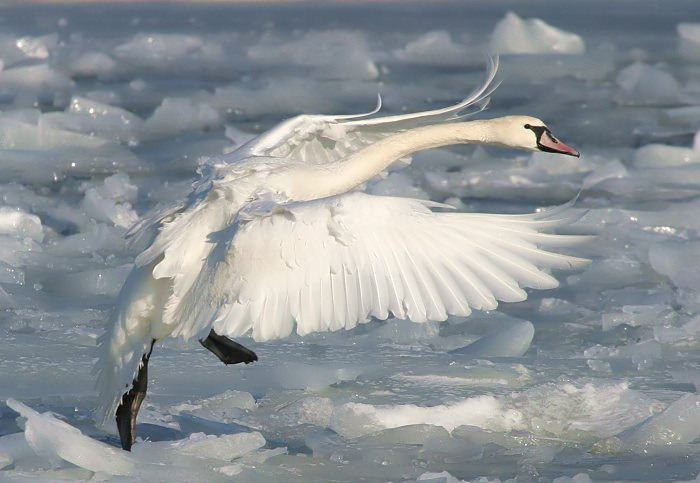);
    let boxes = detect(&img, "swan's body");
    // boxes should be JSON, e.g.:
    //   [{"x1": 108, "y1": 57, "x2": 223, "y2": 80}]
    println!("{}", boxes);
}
[{"x1": 94, "y1": 60, "x2": 586, "y2": 450}]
